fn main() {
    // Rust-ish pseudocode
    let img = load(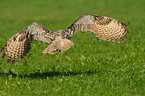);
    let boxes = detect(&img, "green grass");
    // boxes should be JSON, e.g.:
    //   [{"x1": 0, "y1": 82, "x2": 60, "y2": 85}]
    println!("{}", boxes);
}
[{"x1": 0, "y1": 0, "x2": 145, "y2": 95}]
